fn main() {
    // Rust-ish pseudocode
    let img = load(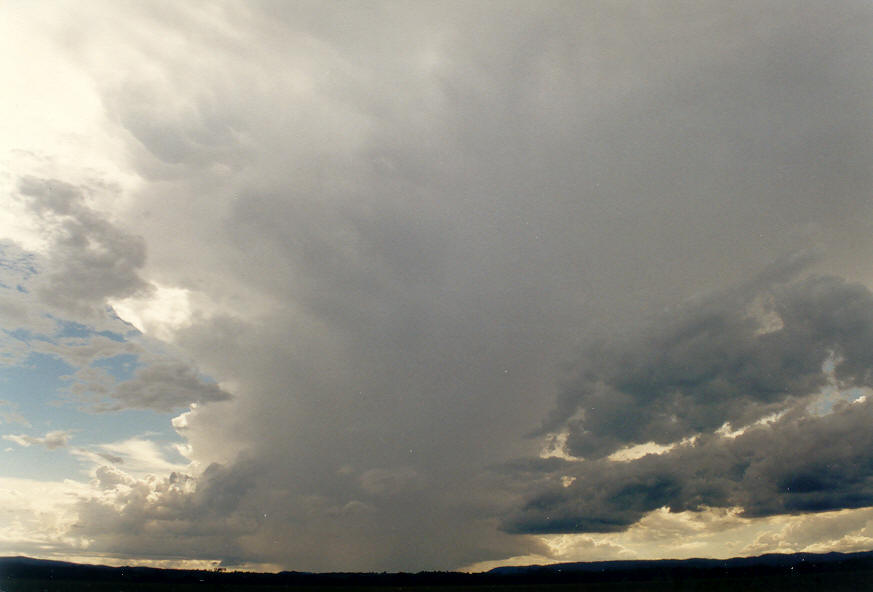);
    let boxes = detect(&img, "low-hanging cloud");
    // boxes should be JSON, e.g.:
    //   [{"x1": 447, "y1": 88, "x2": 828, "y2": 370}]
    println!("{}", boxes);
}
[
  {"x1": 538, "y1": 271, "x2": 873, "y2": 459},
  {"x1": 70, "y1": 461, "x2": 261, "y2": 564},
  {"x1": 505, "y1": 394, "x2": 873, "y2": 534},
  {"x1": 504, "y1": 273, "x2": 873, "y2": 535}
]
